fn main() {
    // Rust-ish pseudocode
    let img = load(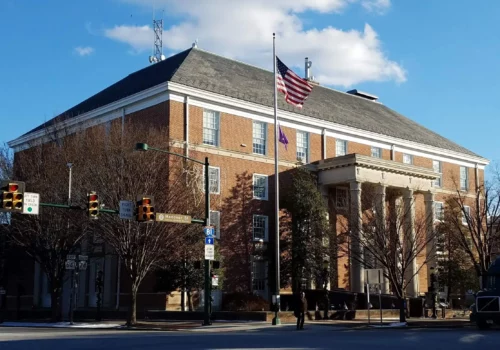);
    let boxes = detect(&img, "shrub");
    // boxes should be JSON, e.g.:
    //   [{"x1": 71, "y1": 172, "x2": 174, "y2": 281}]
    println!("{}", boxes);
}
[{"x1": 221, "y1": 292, "x2": 270, "y2": 311}]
